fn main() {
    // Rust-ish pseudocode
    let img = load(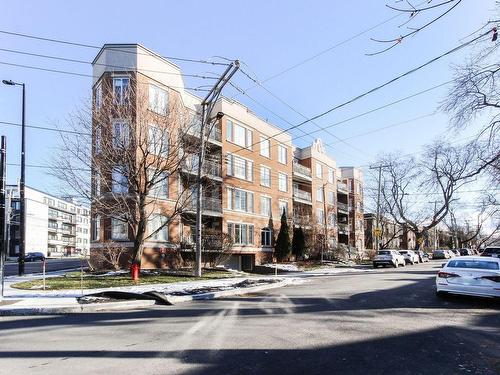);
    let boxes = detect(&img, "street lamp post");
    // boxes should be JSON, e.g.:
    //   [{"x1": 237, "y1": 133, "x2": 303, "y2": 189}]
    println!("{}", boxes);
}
[{"x1": 2, "y1": 79, "x2": 26, "y2": 276}]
